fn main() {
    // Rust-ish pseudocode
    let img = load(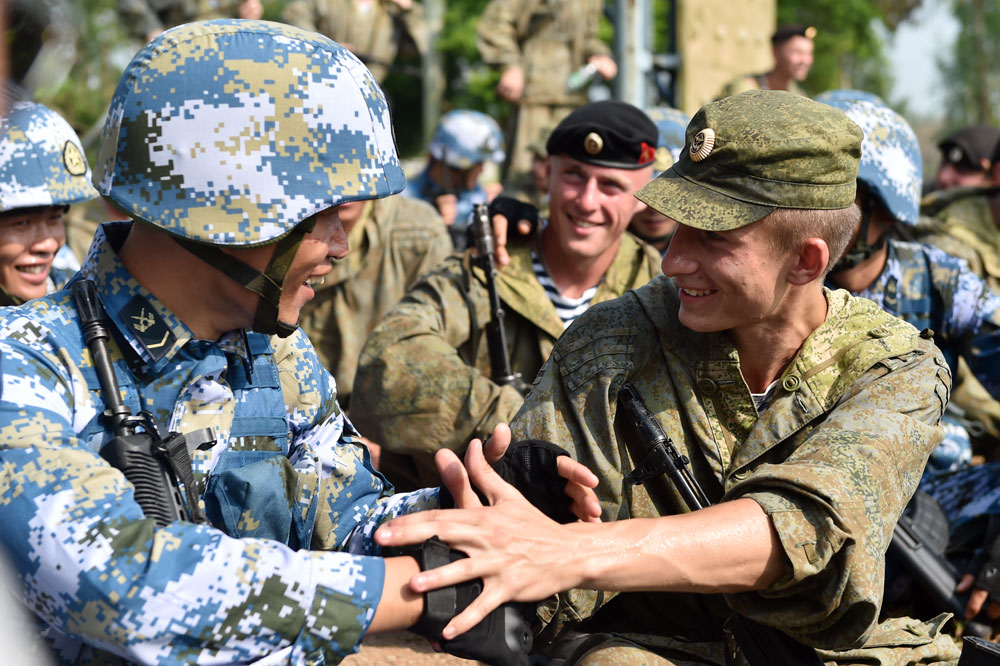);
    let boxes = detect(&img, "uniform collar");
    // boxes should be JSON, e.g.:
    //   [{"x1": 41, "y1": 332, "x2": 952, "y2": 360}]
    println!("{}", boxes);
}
[
  {"x1": 635, "y1": 281, "x2": 920, "y2": 472},
  {"x1": 485, "y1": 232, "x2": 654, "y2": 340},
  {"x1": 77, "y1": 222, "x2": 243, "y2": 372}
]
